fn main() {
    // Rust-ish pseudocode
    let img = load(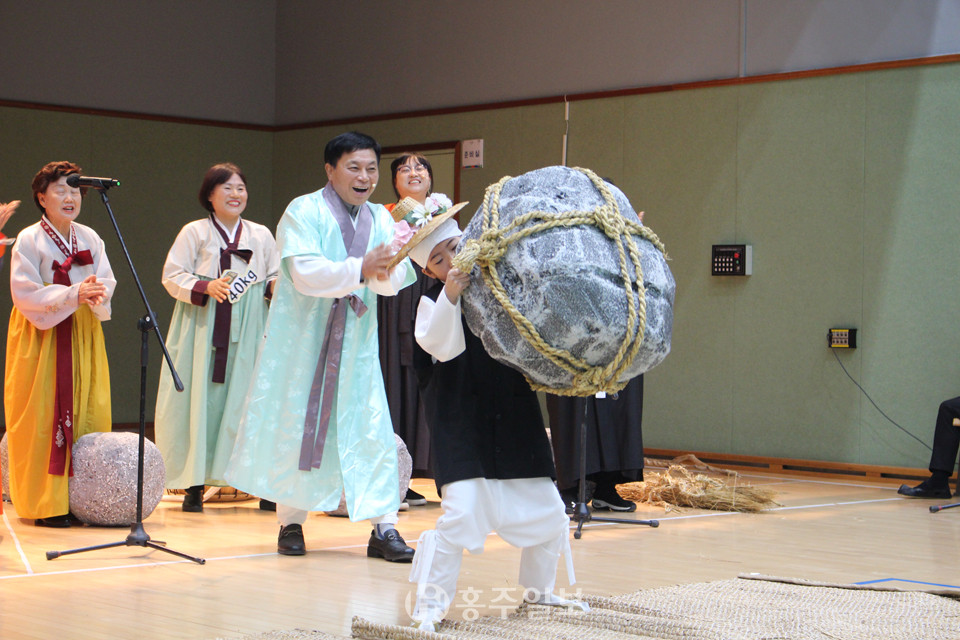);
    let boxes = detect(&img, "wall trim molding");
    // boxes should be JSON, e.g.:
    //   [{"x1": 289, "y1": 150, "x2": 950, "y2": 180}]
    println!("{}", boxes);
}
[
  {"x1": 0, "y1": 99, "x2": 274, "y2": 131},
  {"x1": 274, "y1": 53, "x2": 960, "y2": 130},
  {"x1": 644, "y1": 447, "x2": 956, "y2": 488},
  {"x1": 4, "y1": 54, "x2": 960, "y2": 133}
]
